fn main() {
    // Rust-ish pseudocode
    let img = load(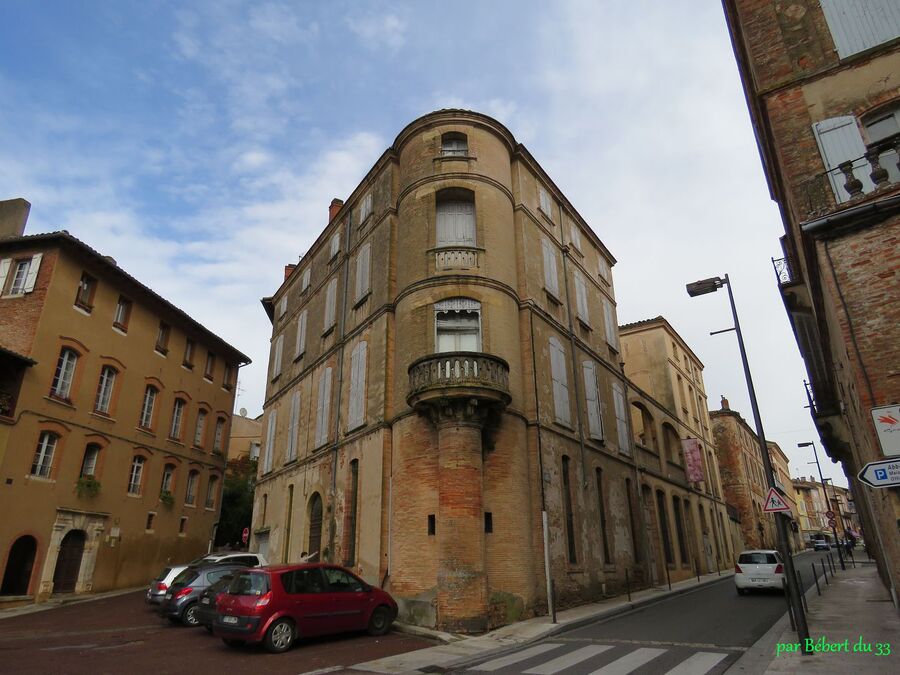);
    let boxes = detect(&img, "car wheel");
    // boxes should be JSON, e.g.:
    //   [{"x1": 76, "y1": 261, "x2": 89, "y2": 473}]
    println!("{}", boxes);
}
[
  {"x1": 264, "y1": 618, "x2": 295, "y2": 654},
  {"x1": 367, "y1": 606, "x2": 393, "y2": 636},
  {"x1": 182, "y1": 603, "x2": 200, "y2": 626},
  {"x1": 222, "y1": 638, "x2": 244, "y2": 648}
]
